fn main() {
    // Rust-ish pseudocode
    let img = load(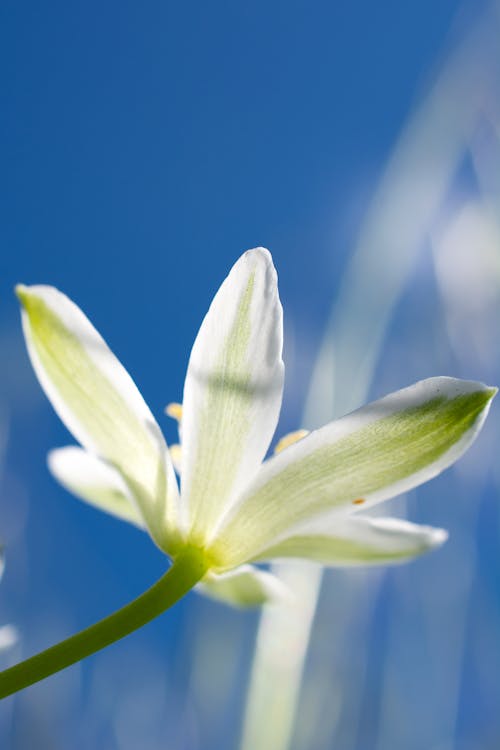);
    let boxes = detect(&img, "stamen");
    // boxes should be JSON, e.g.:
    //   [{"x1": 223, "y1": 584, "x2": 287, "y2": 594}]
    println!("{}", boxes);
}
[
  {"x1": 274, "y1": 429, "x2": 309, "y2": 455},
  {"x1": 165, "y1": 402, "x2": 183, "y2": 422},
  {"x1": 169, "y1": 444, "x2": 182, "y2": 475},
  {"x1": 352, "y1": 498, "x2": 365, "y2": 505}
]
